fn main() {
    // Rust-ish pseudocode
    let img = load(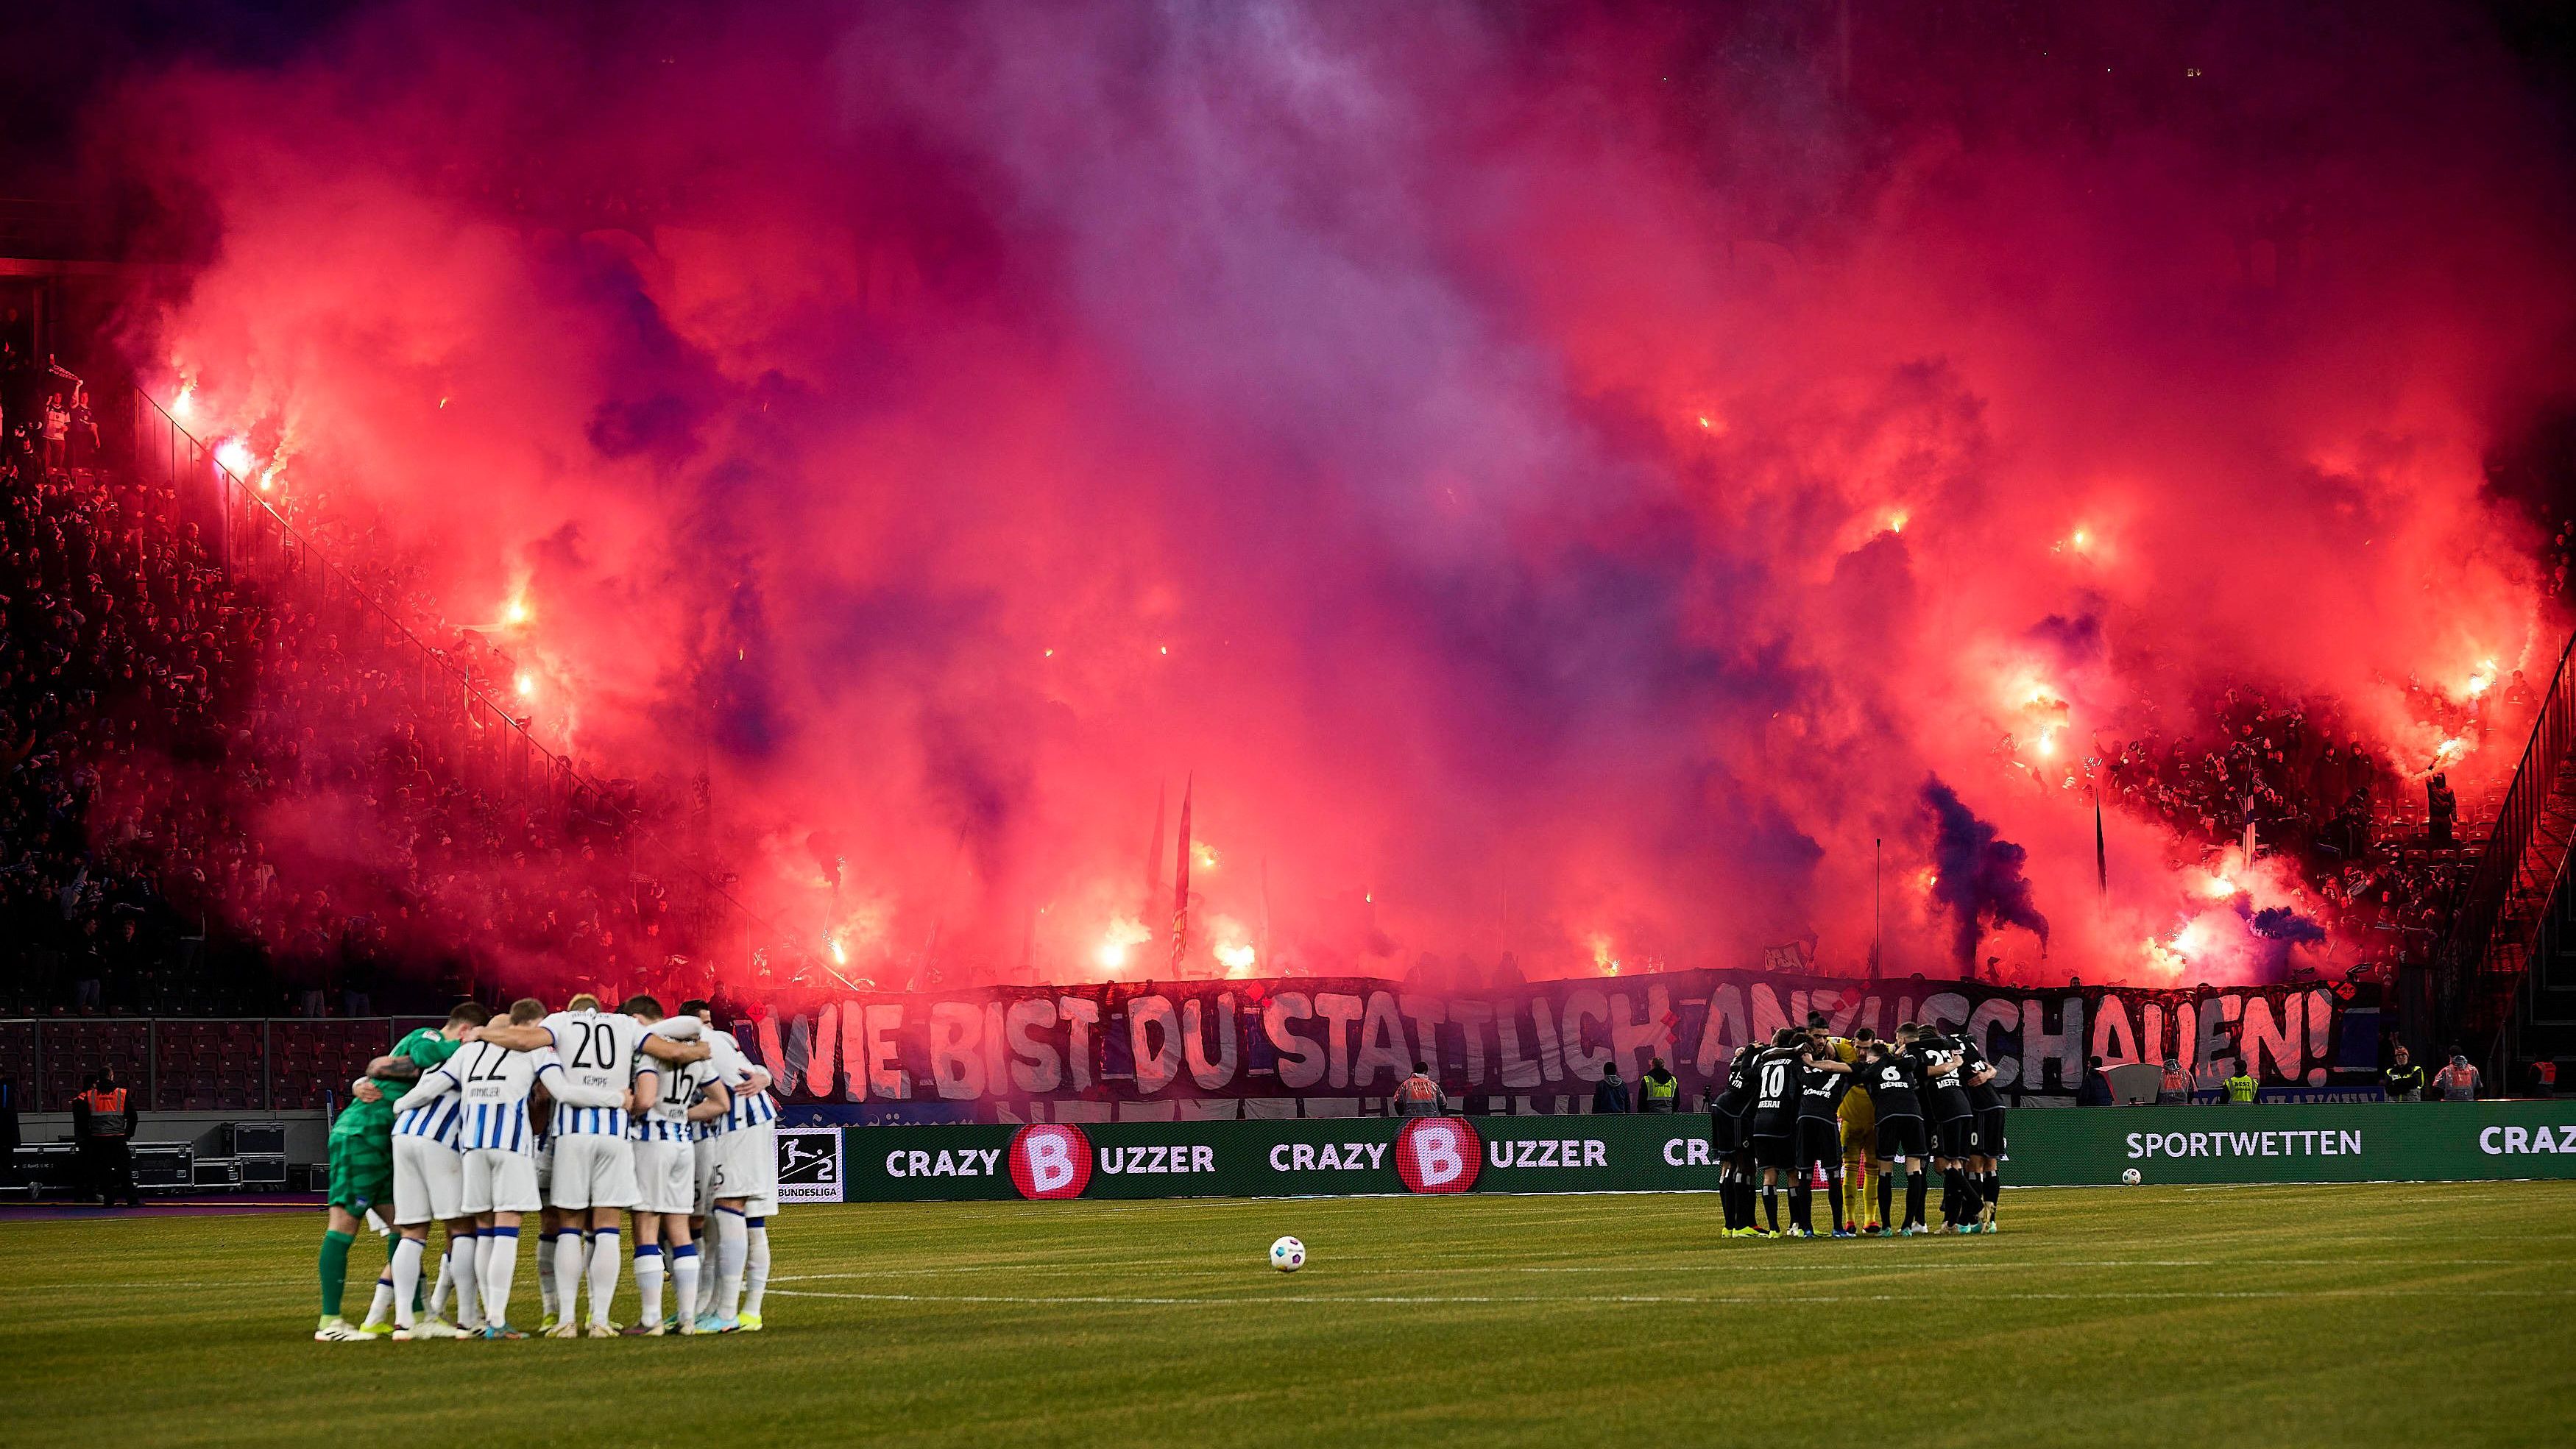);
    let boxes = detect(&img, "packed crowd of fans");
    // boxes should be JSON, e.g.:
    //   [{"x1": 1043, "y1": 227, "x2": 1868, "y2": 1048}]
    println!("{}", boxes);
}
[
  {"x1": 0, "y1": 392, "x2": 2528, "y2": 1018},
  {"x1": 0, "y1": 419, "x2": 760, "y2": 1021},
  {"x1": 2084, "y1": 681, "x2": 2511, "y2": 982}
]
